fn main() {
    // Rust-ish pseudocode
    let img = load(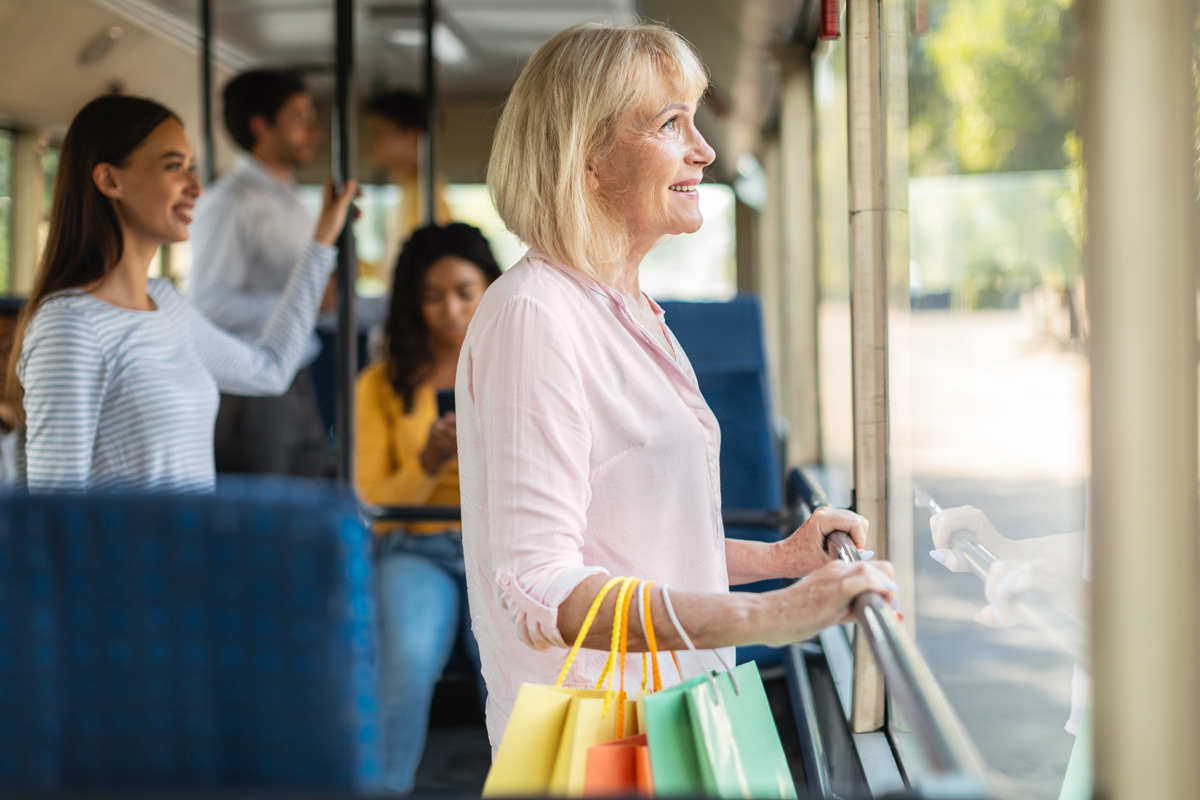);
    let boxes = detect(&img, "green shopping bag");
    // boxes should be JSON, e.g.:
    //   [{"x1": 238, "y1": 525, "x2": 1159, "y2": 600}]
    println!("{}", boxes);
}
[
  {"x1": 640, "y1": 671, "x2": 710, "y2": 796},
  {"x1": 684, "y1": 662, "x2": 798, "y2": 800}
]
